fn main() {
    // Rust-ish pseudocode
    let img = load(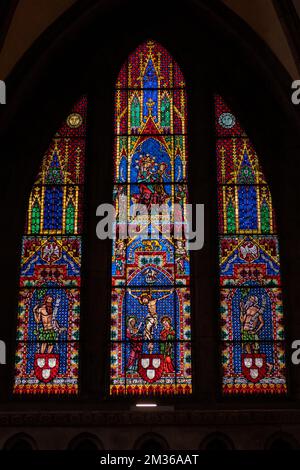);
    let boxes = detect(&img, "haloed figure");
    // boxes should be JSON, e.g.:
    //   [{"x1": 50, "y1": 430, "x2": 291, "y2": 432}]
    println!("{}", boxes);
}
[
  {"x1": 160, "y1": 316, "x2": 175, "y2": 373},
  {"x1": 126, "y1": 316, "x2": 142, "y2": 371},
  {"x1": 175, "y1": 240, "x2": 188, "y2": 274}
]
